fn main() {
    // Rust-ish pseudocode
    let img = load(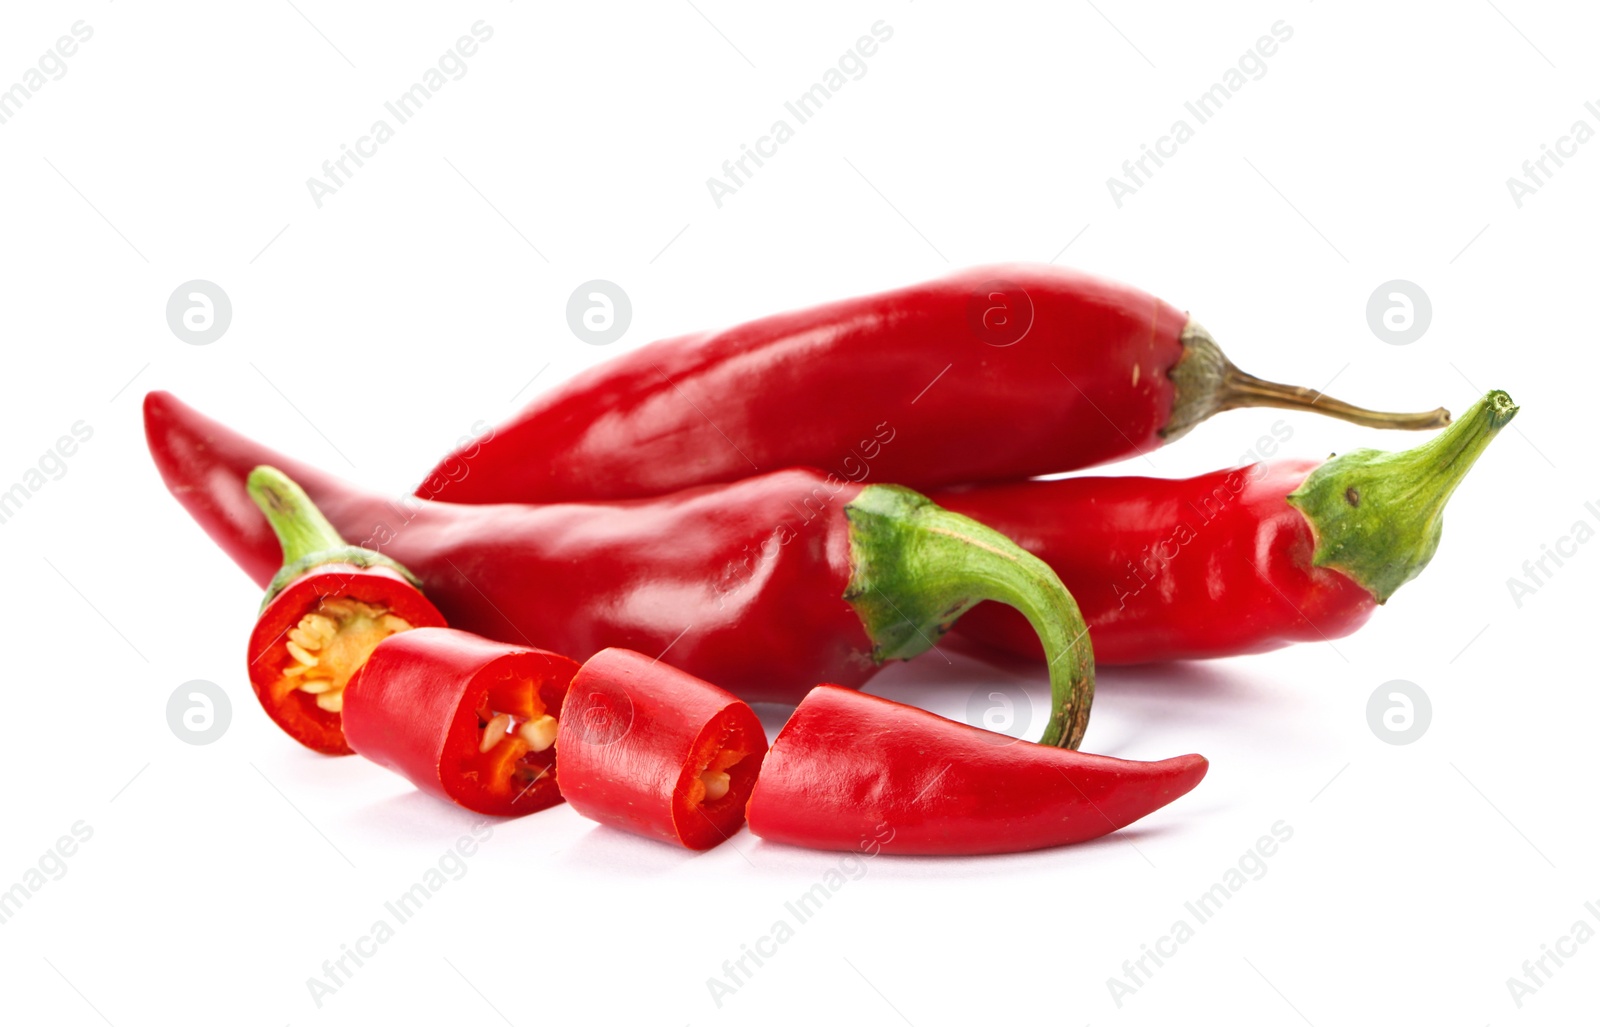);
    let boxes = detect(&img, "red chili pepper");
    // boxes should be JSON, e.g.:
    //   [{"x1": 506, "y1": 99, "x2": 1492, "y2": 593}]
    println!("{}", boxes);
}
[
  {"x1": 935, "y1": 390, "x2": 1518, "y2": 663},
  {"x1": 145, "y1": 391, "x2": 1096, "y2": 747},
  {"x1": 343, "y1": 628, "x2": 580, "y2": 816},
  {"x1": 746, "y1": 686, "x2": 1207, "y2": 855},
  {"x1": 556, "y1": 648, "x2": 767, "y2": 850},
  {"x1": 244, "y1": 466, "x2": 446, "y2": 755},
  {"x1": 416, "y1": 266, "x2": 1448, "y2": 505}
]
